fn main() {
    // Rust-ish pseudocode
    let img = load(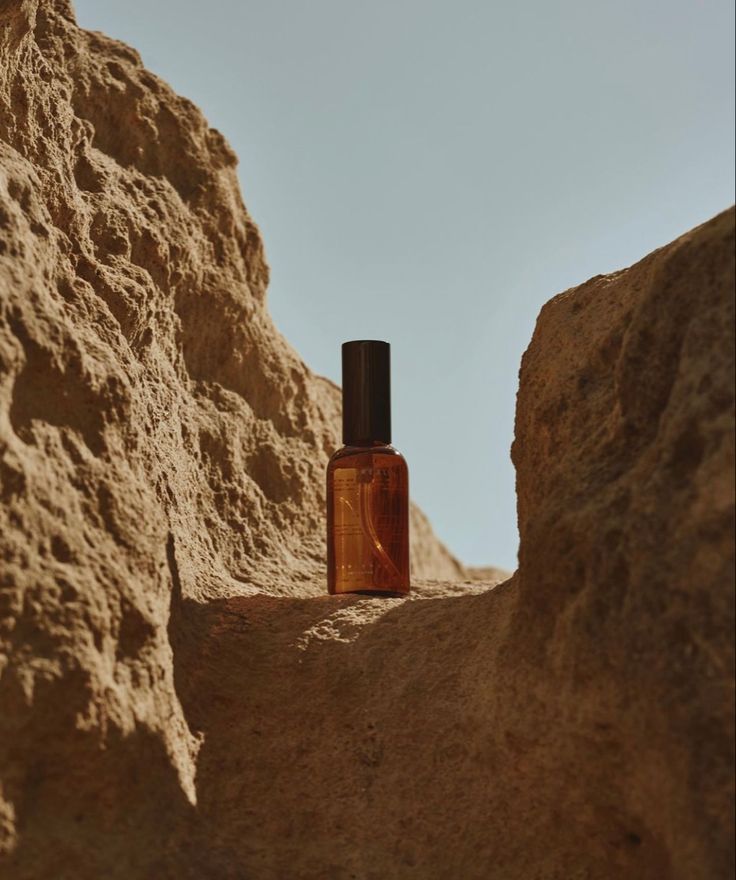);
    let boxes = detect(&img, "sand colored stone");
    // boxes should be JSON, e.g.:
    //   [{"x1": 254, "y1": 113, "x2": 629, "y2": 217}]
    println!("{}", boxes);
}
[{"x1": 0, "y1": 2, "x2": 733, "y2": 878}]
